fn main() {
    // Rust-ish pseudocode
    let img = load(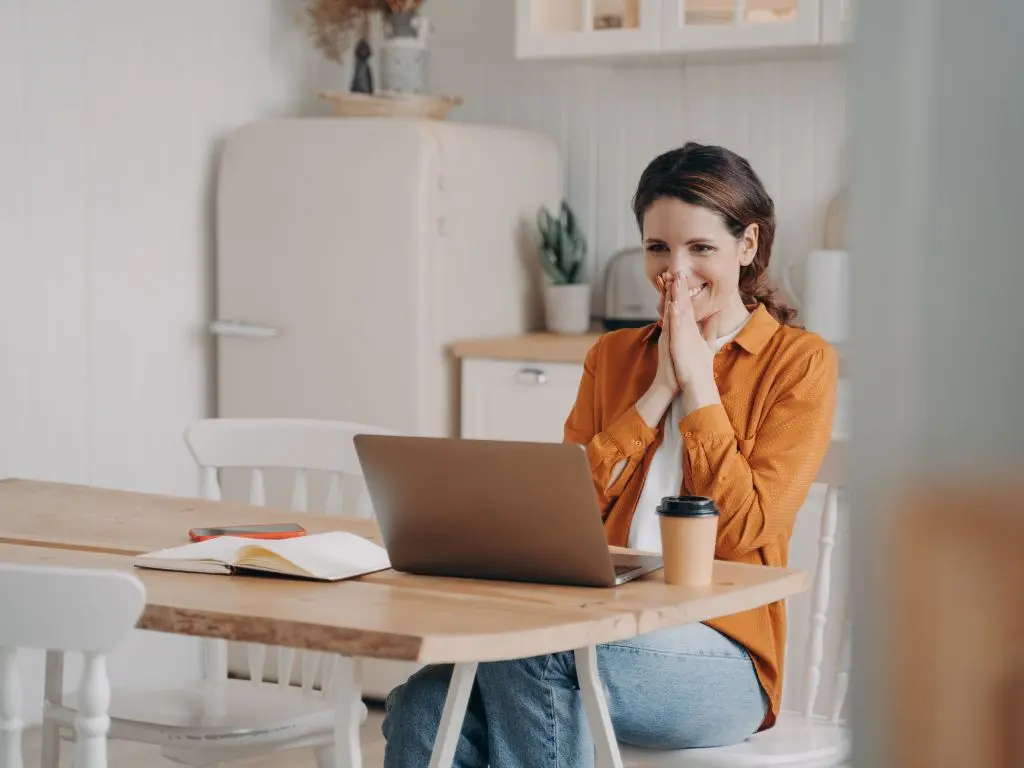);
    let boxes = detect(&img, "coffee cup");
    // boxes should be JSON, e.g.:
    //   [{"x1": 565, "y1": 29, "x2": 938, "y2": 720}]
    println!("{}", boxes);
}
[{"x1": 657, "y1": 495, "x2": 719, "y2": 586}]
